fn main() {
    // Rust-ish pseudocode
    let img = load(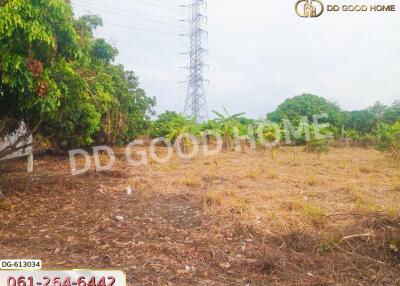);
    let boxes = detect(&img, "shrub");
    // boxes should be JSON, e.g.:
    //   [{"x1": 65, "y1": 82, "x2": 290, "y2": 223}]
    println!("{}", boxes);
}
[
  {"x1": 358, "y1": 134, "x2": 376, "y2": 148},
  {"x1": 305, "y1": 139, "x2": 329, "y2": 159},
  {"x1": 376, "y1": 122, "x2": 400, "y2": 159},
  {"x1": 150, "y1": 111, "x2": 185, "y2": 139}
]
